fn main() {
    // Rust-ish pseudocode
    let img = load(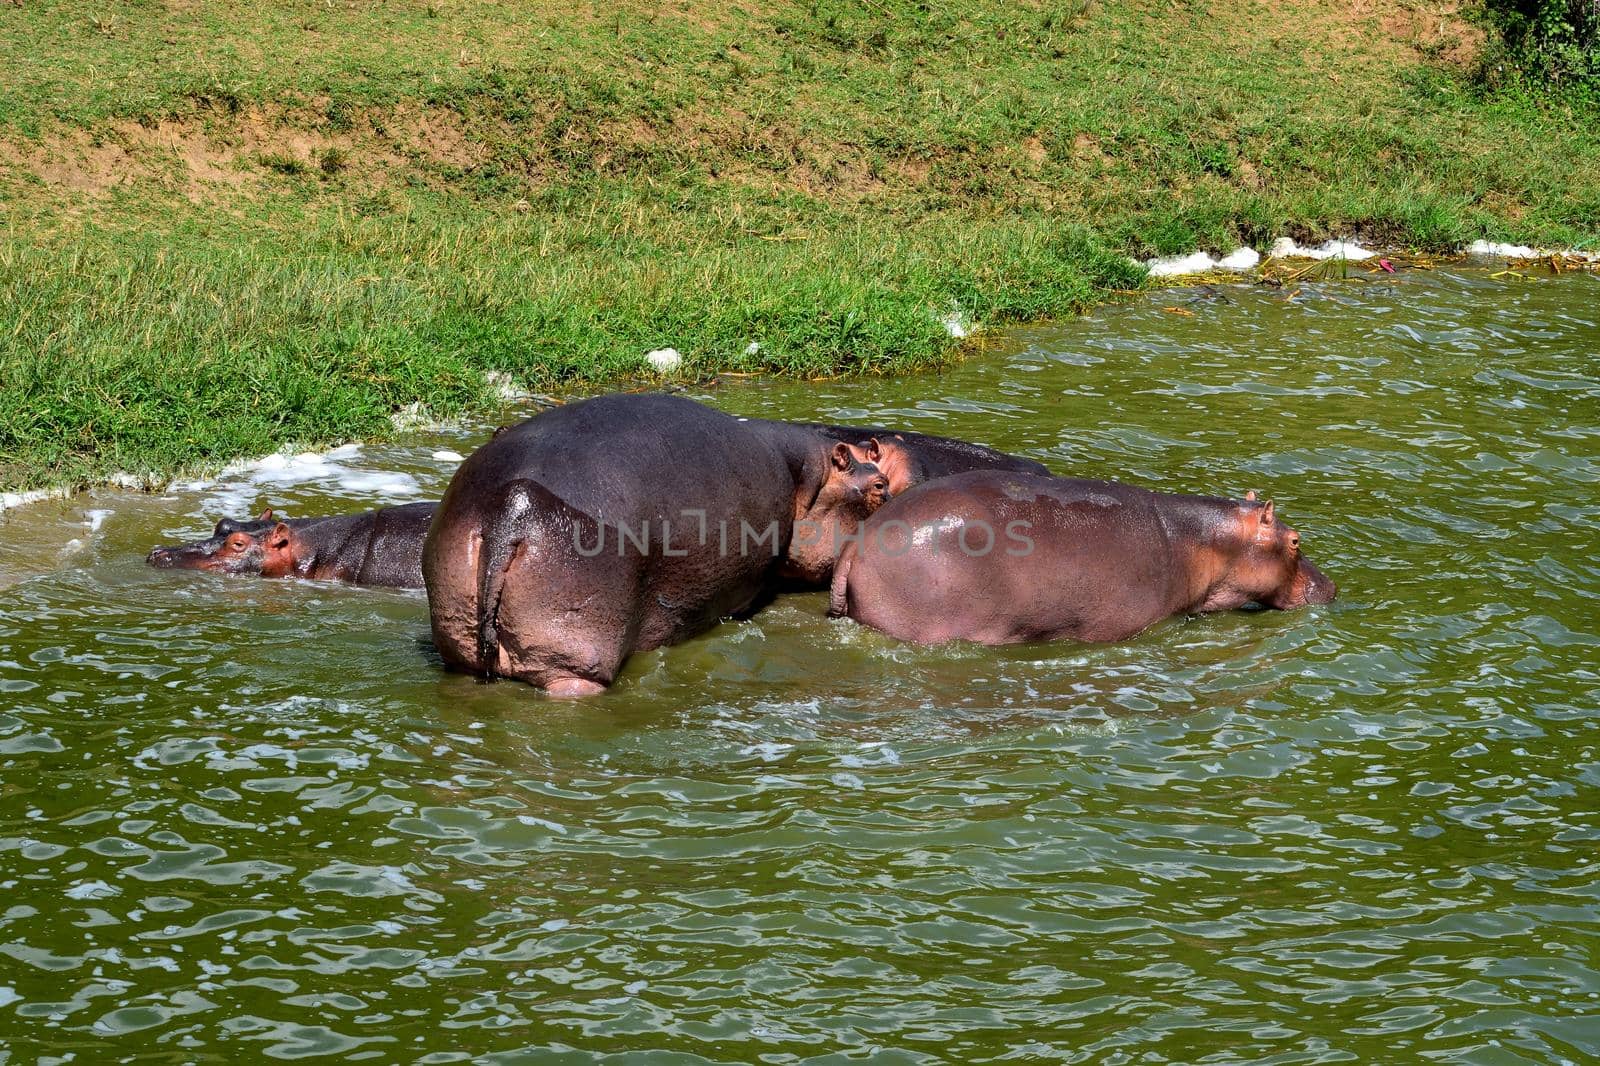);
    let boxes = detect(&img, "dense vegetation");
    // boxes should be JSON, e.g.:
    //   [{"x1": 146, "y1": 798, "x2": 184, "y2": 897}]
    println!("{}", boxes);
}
[
  {"x1": 2, "y1": 0, "x2": 1598, "y2": 492},
  {"x1": 1480, "y1": 0, "x2": 1600, "y2": 93}
]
